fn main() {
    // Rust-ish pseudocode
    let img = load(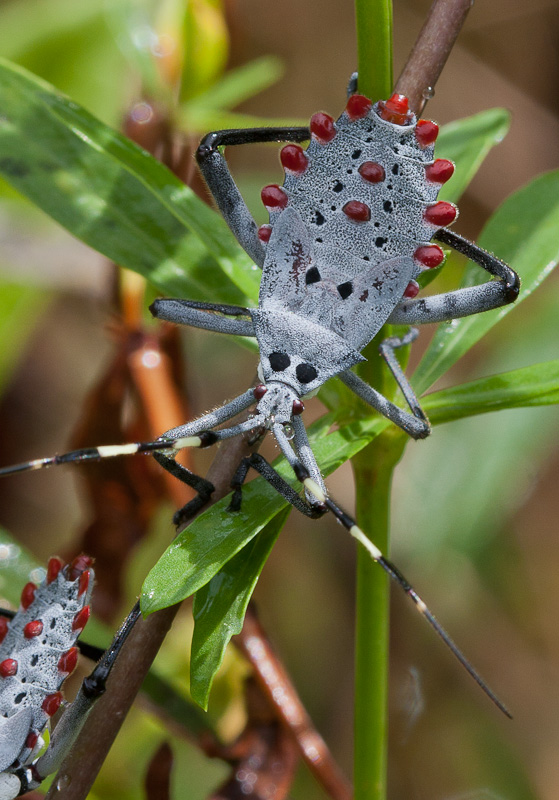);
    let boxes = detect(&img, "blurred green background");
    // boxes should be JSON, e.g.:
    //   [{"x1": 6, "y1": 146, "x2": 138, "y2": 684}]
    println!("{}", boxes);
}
[{"x1": 0, "y1": 0, "x2": 557, "y2": 798}]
